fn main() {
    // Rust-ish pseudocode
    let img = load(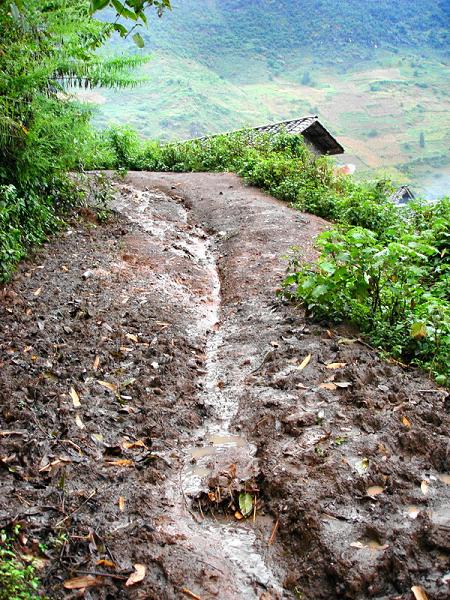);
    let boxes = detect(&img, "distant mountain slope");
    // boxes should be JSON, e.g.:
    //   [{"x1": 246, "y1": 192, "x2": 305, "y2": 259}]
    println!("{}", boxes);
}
[
  {"x1": 92, "y1": 0, "x2": 449, "y2": 195},
  {"x1": 138, "y1": 0, "x2": 449, "y2": 69}
]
